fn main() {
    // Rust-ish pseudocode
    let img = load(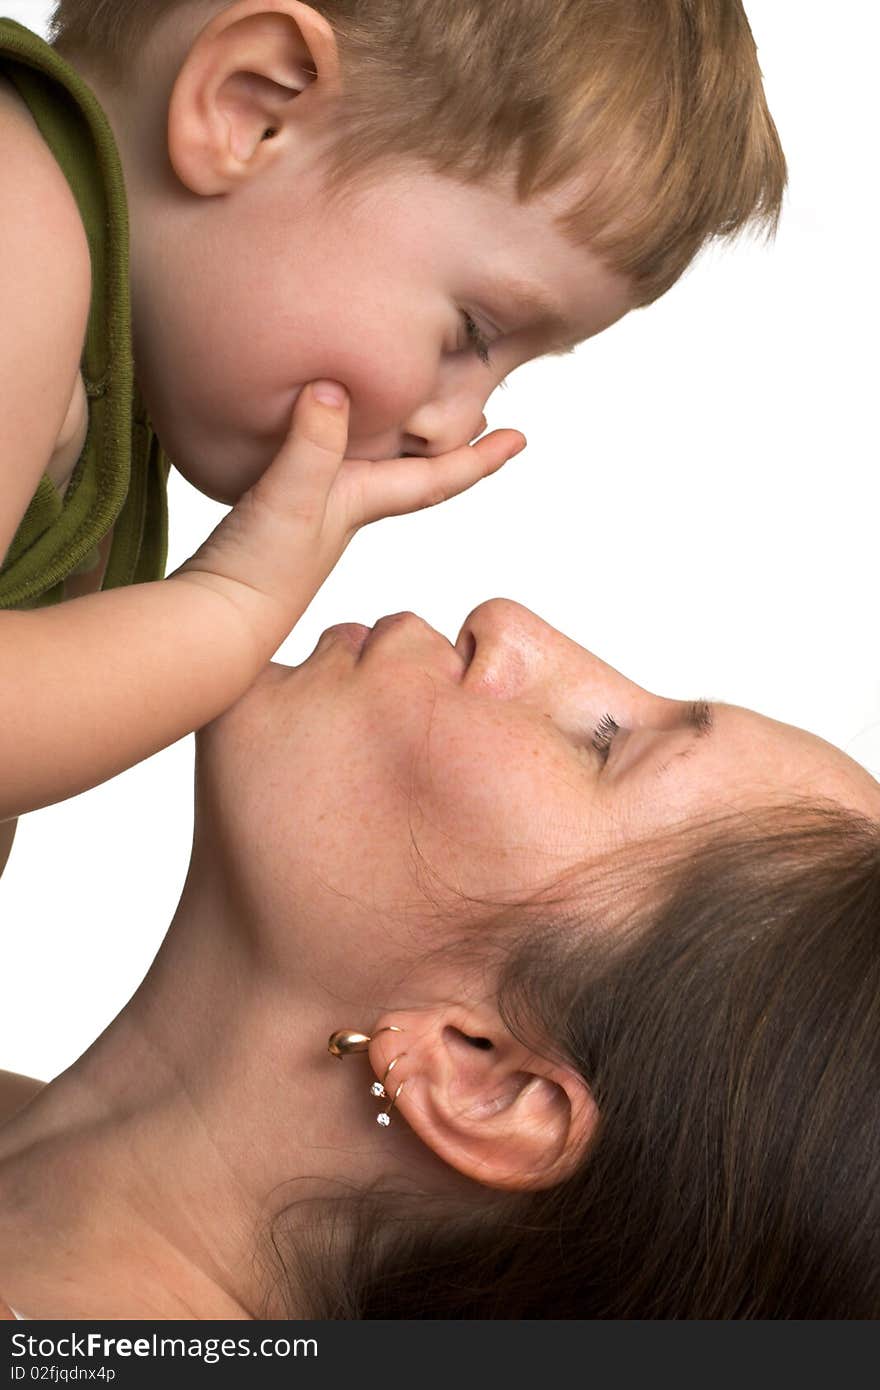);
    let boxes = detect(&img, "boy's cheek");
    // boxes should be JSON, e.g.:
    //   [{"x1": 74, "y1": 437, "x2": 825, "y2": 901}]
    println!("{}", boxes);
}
[
  {"x1": 328, "y1": 343, "x2": 432, "y2": 435},
  {"x1": 172, "y1": 334, "x2": 431, "y2": 496}
]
